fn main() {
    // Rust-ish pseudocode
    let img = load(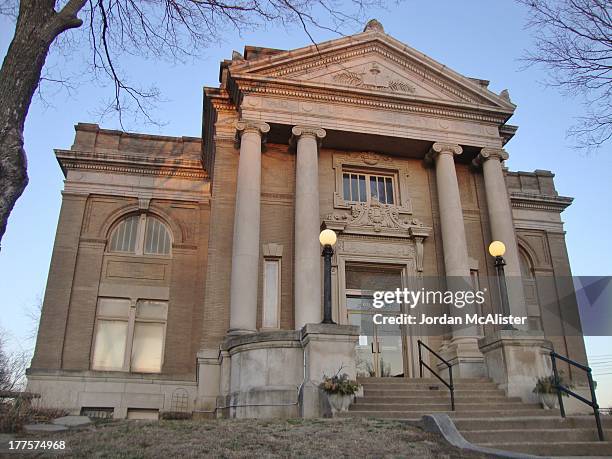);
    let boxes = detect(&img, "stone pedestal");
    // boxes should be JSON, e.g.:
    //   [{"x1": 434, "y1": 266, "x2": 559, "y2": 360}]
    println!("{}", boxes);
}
[
  {"x1": 195, "y1": 349, "x2": 222, "y2": 418},
  {"x1": 217, "y1": 330, "x2": 303, "y2": 419},
  {"x1": 299, "y1": 323, "x2": 360, "y2": 418},
  {"x1": 478, "y1": 330, "x2": 552, "y2": 403}
]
